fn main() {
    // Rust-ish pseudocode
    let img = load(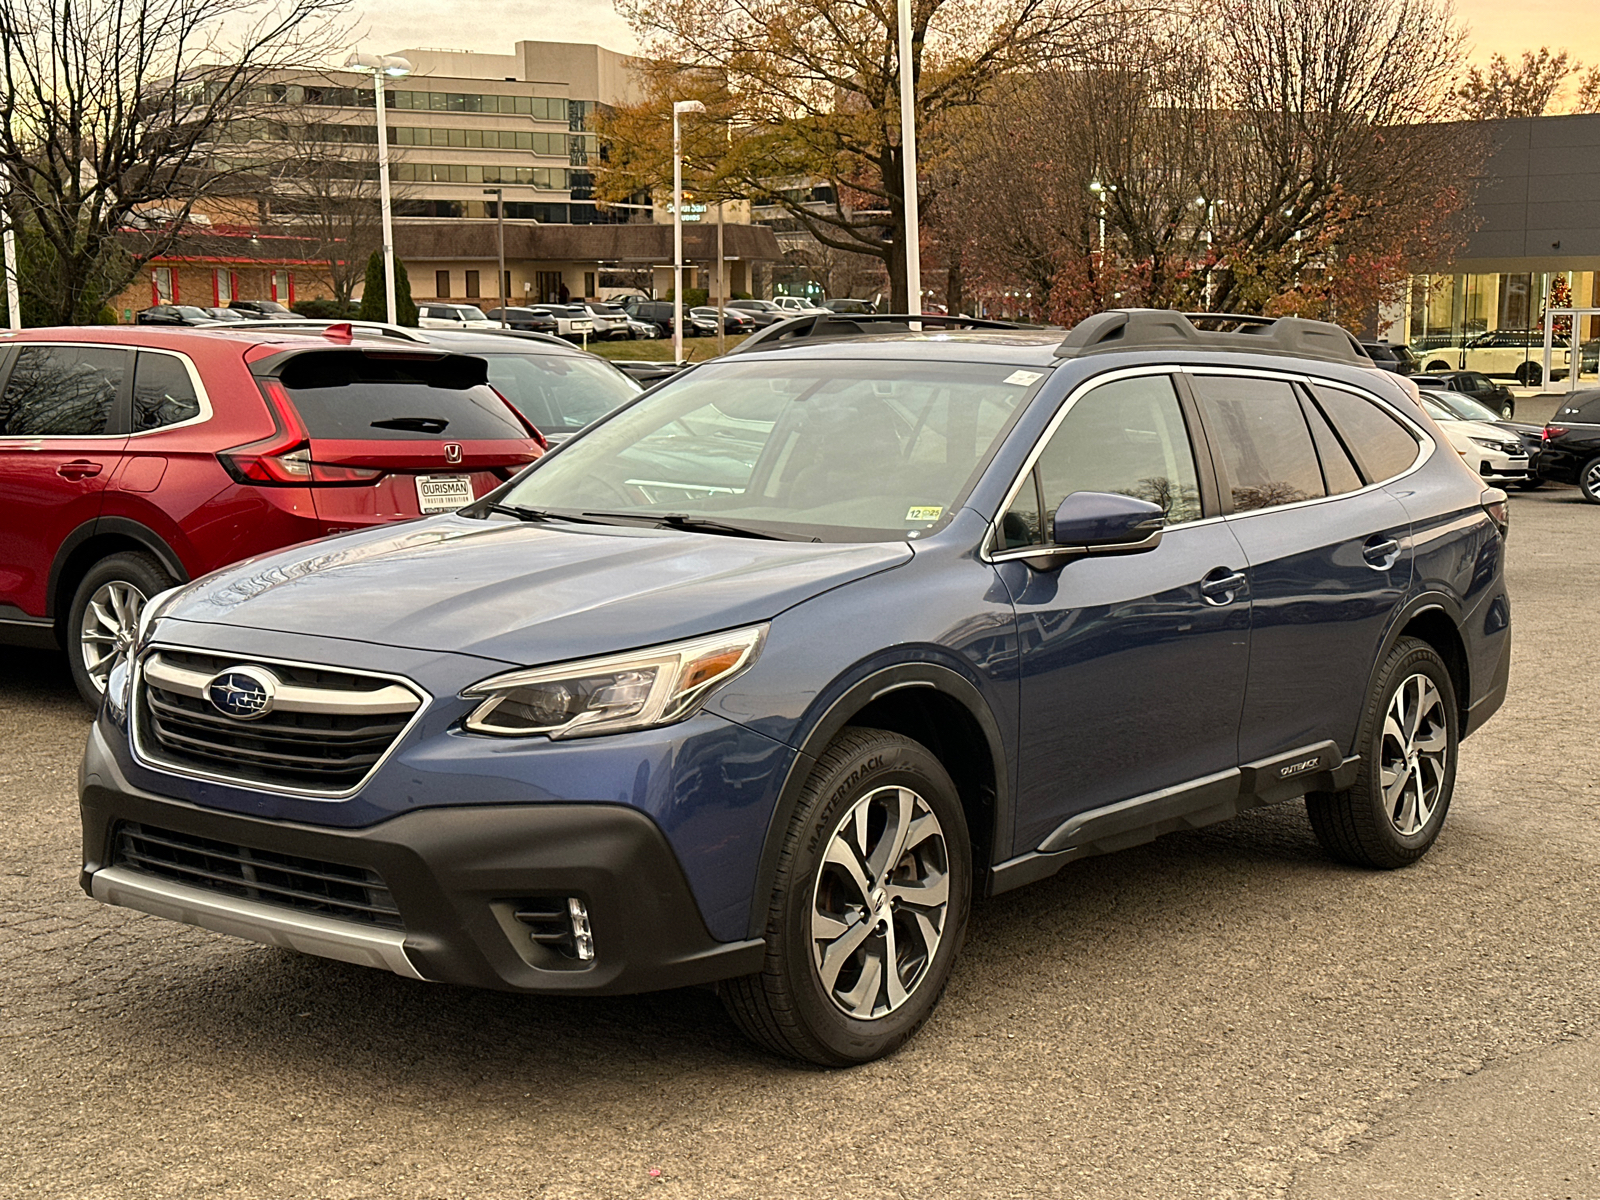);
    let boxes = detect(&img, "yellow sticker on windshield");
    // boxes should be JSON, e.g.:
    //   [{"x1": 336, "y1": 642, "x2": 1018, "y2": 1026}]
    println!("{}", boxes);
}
[{"x1": 906, "y1": 506, "x2": 943, "y2": 522}]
